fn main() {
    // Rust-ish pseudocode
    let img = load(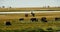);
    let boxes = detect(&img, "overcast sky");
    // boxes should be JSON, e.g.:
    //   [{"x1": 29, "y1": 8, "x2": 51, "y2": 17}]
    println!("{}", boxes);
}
[{"x1": 0, "y1": 0, "x2": 60, "y2": 8}]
